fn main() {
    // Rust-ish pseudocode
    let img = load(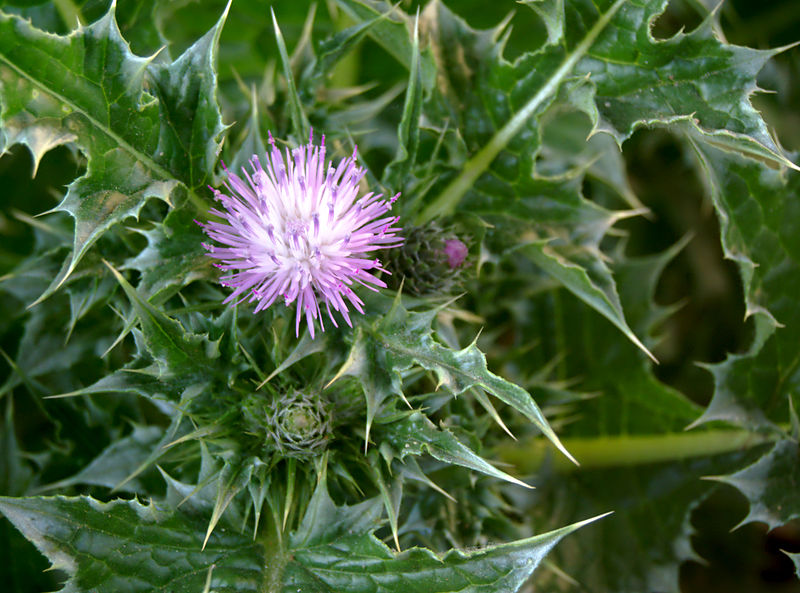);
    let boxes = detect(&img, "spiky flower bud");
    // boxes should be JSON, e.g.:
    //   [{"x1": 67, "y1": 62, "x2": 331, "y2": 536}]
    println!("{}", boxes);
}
[
  {"x1": 381, "y1": 221, "x2": 470, "y2": 296},
  {"x1": 264, "y1": 390, "x2": 331, "y2": 457}
]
